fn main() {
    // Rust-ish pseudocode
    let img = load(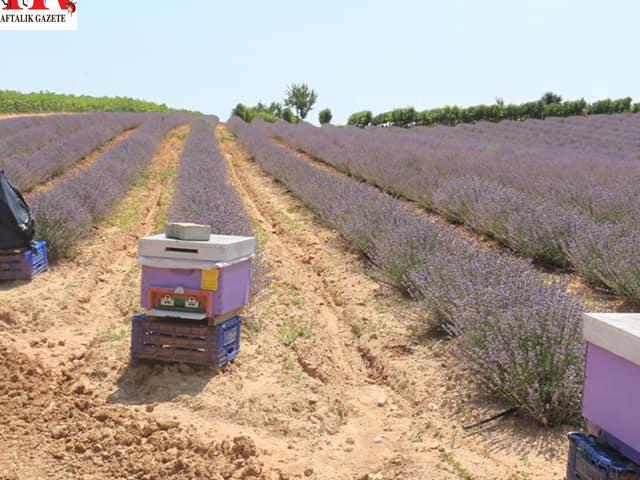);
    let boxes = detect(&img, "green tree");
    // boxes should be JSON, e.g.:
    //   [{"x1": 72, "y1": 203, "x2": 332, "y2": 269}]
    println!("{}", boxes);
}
[
  {"x1": 268, "y1": 102, "x2": 283, "y2": 117},
  {"x1": 347, "y1": 110, "x2": 372, "y2": 127},
  {"x1": 284, "y1": 83, "x2": 317, "y2": 120},
  {"x1": 319, "y1": 108, "x2": 332, "y2": 125},
  {"x1": 231, "y1": 103, "x2": 251, "y2": 122},
  {"x1": 541, "y1": 91, "x2": 562, "y2": 105},
  {"x1": 282, "y1": 108, "x2": 296, "y2": 123}
]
